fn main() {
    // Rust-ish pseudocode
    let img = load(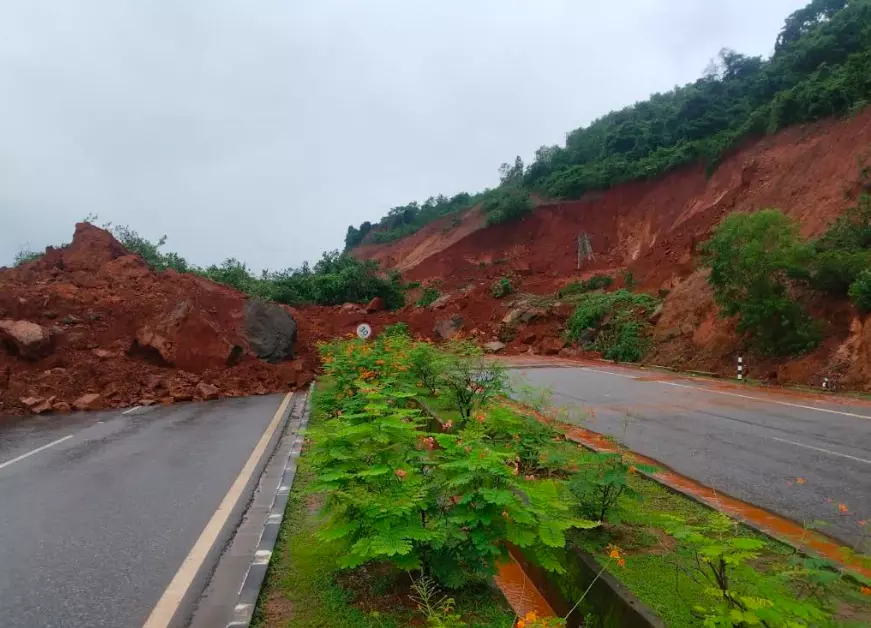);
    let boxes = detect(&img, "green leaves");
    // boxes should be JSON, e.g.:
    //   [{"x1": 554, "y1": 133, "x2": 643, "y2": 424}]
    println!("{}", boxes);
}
[{"x1": 702, "y1": 209, "x2": 822, "y2": 356}]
